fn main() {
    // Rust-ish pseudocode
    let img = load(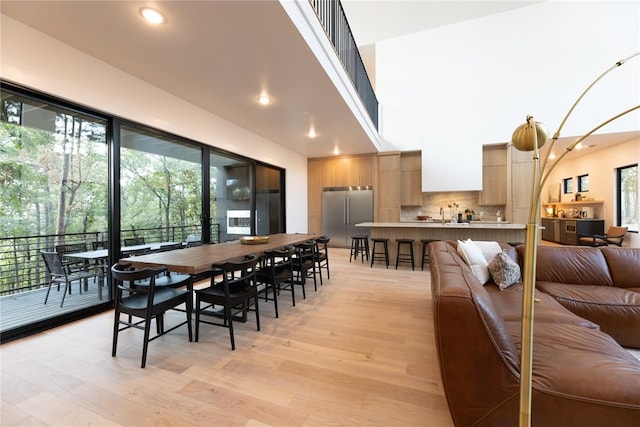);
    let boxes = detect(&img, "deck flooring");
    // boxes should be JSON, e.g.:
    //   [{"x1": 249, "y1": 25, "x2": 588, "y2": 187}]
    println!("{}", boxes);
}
[{"x1": 0, "y1": 279, "x2": 107, "y2": 333}]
